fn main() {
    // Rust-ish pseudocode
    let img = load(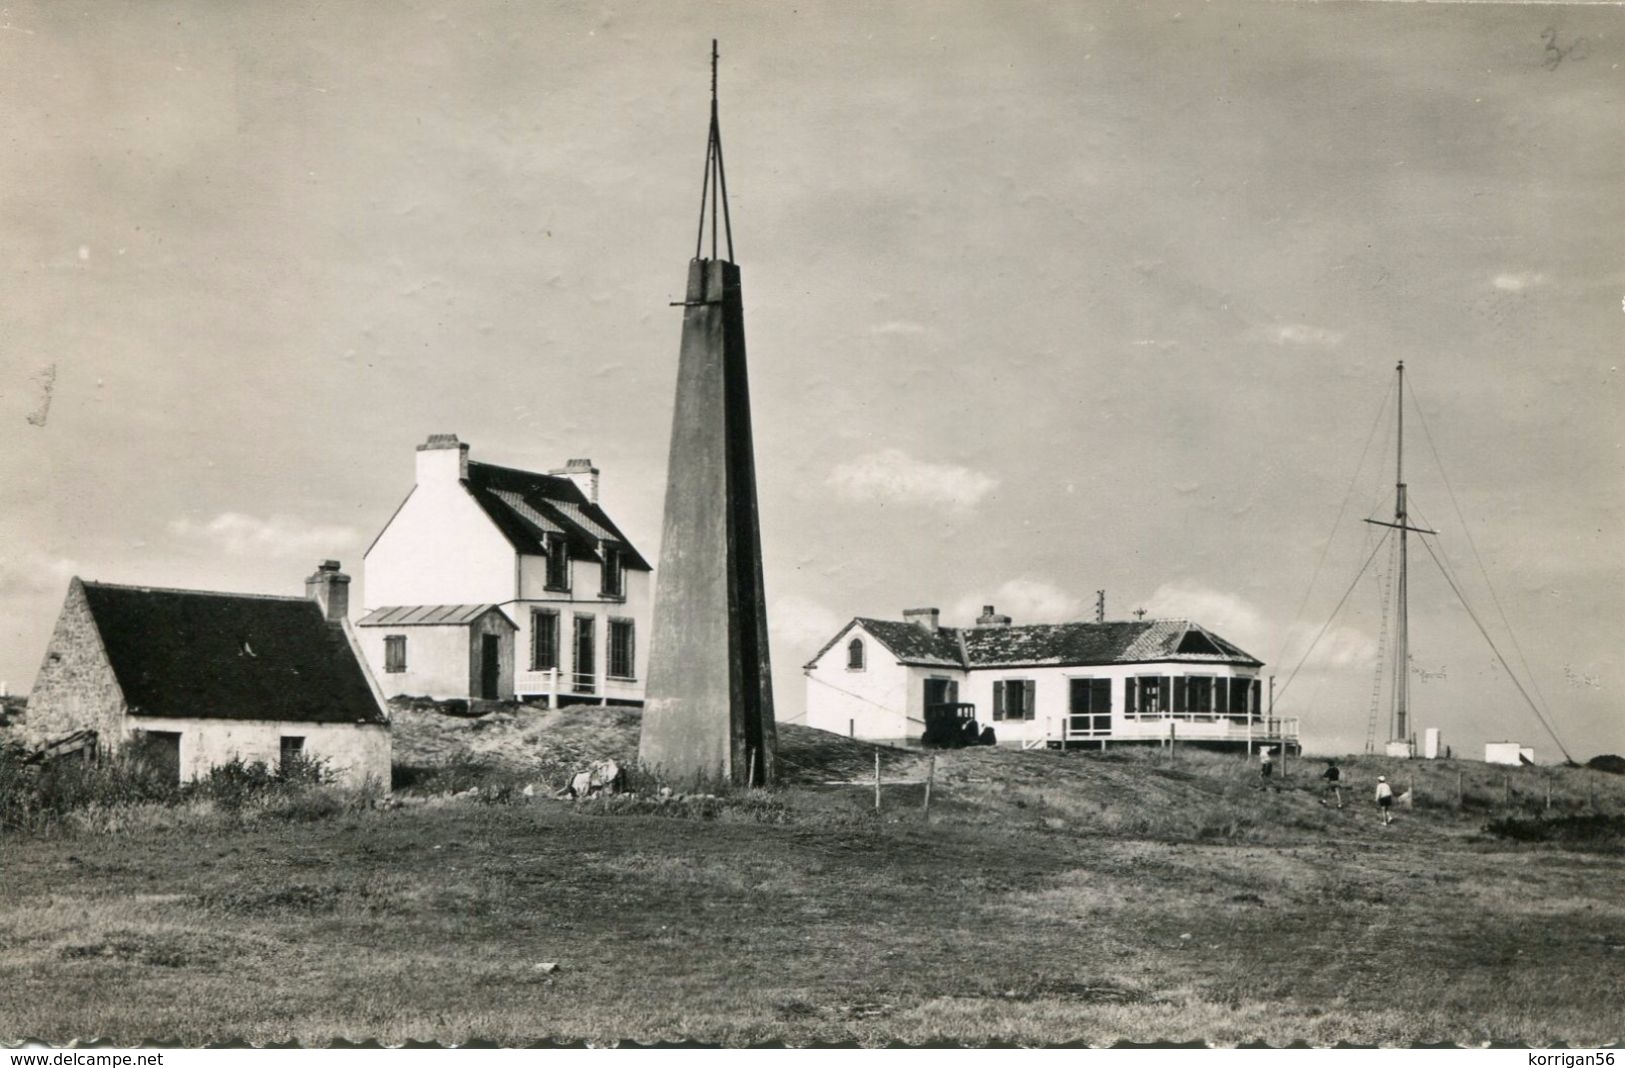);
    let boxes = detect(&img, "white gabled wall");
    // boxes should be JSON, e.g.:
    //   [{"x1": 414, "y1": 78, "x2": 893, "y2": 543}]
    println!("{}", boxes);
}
[
  {"x1": 803, "y1": 624, "x2": 917, "y2": 742},
  {"x1": 364, "y1": 470, "x2": 517, "y2": 611}
]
